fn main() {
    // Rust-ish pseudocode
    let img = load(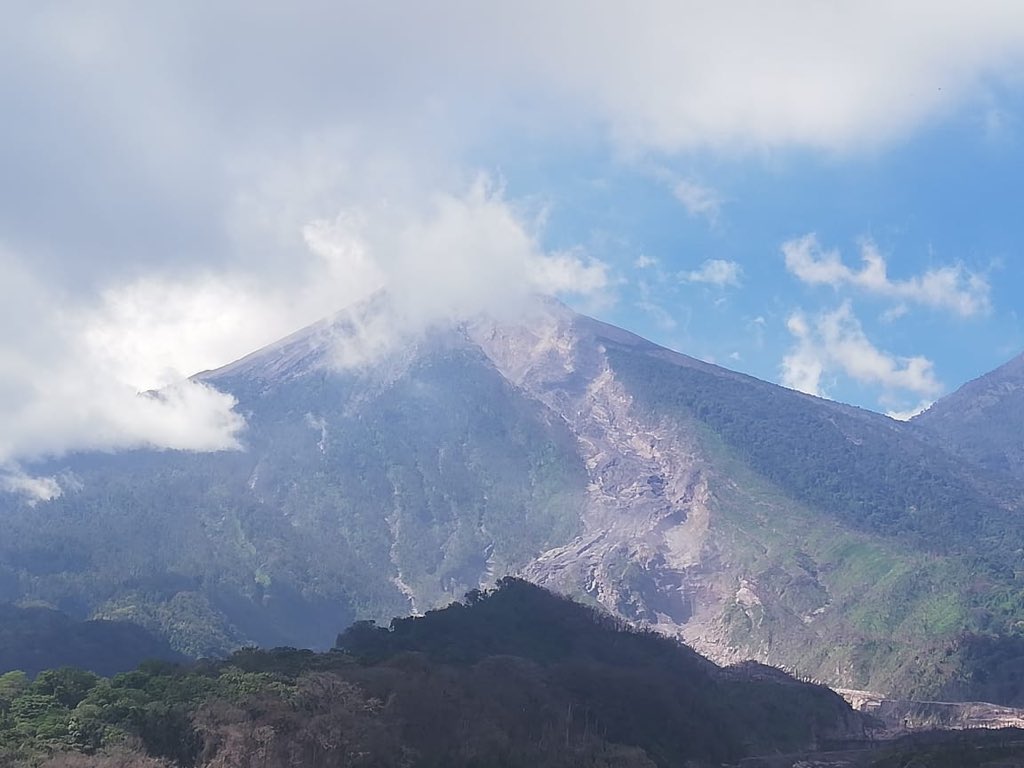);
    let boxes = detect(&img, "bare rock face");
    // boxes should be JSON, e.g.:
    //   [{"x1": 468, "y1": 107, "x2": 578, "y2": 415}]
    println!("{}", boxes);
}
[
  {"x1": 463, "y1": 304, "x2": 842, "y2": 674},
  {"x1": 468, "y1": 305, "x2": 718, "y2": 640},
  {"x1": 839, "y1": 687, "x2": 1024, "y2": 735}
]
